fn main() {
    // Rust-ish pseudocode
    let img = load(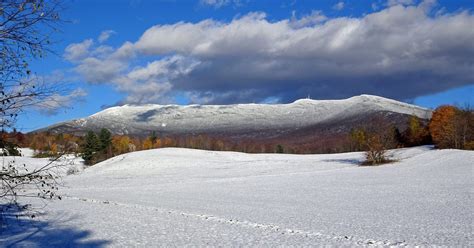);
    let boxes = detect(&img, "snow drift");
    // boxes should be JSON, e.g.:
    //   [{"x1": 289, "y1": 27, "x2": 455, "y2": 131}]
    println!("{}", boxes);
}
[{"x1": 2, "y1": 146, "x2": 472, "y2": 246}]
